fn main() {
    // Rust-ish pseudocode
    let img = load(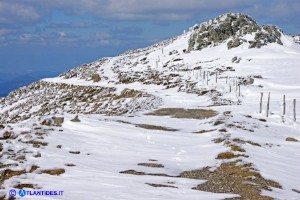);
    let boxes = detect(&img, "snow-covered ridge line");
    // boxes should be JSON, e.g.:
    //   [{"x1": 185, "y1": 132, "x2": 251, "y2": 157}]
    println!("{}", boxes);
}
[{"x1": 0, "y1": 12, "x2": 300, "y2": 200}]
